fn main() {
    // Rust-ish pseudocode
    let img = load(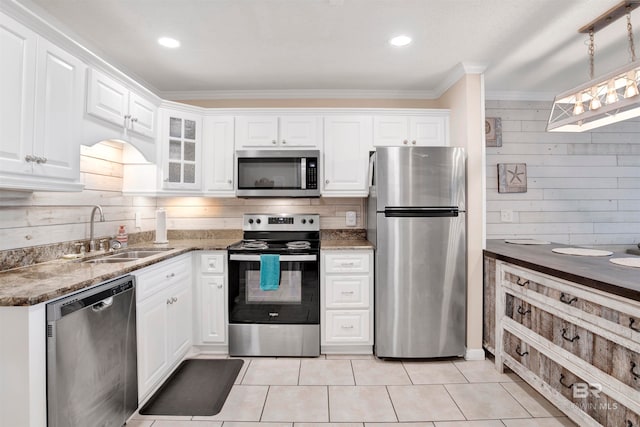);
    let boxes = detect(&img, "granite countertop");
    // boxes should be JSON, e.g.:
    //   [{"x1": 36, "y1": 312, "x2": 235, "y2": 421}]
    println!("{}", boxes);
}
[
  {"x1": 0, "y1": 239, "x2": 238, "y2": 307},
  {"x1": 485, "y1": 239, "x2": 640, "y2": 301},
  {"x1": 0, "y1": 236, "x2": 374, "y2": 307},
  {"x1": 321, "y1": 239, "x2": 375, "y2": 249}
]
